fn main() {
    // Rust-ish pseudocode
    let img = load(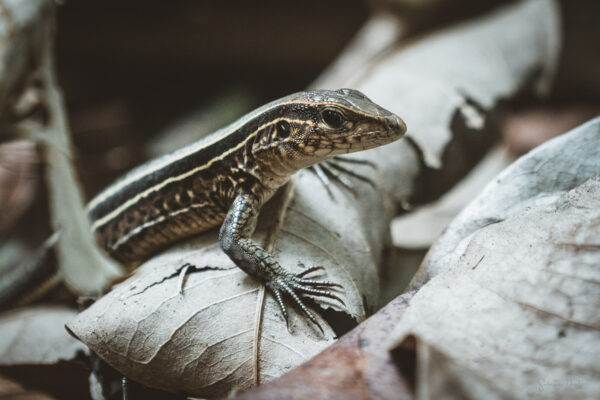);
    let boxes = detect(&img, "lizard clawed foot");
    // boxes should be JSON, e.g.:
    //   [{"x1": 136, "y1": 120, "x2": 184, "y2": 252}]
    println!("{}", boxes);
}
[
  {"x1": 267, "y1": 266, "x2": 345, "y2": 334},
  {"x1": 309, "y1": 156, "x2": 377, "y2": 200}
]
